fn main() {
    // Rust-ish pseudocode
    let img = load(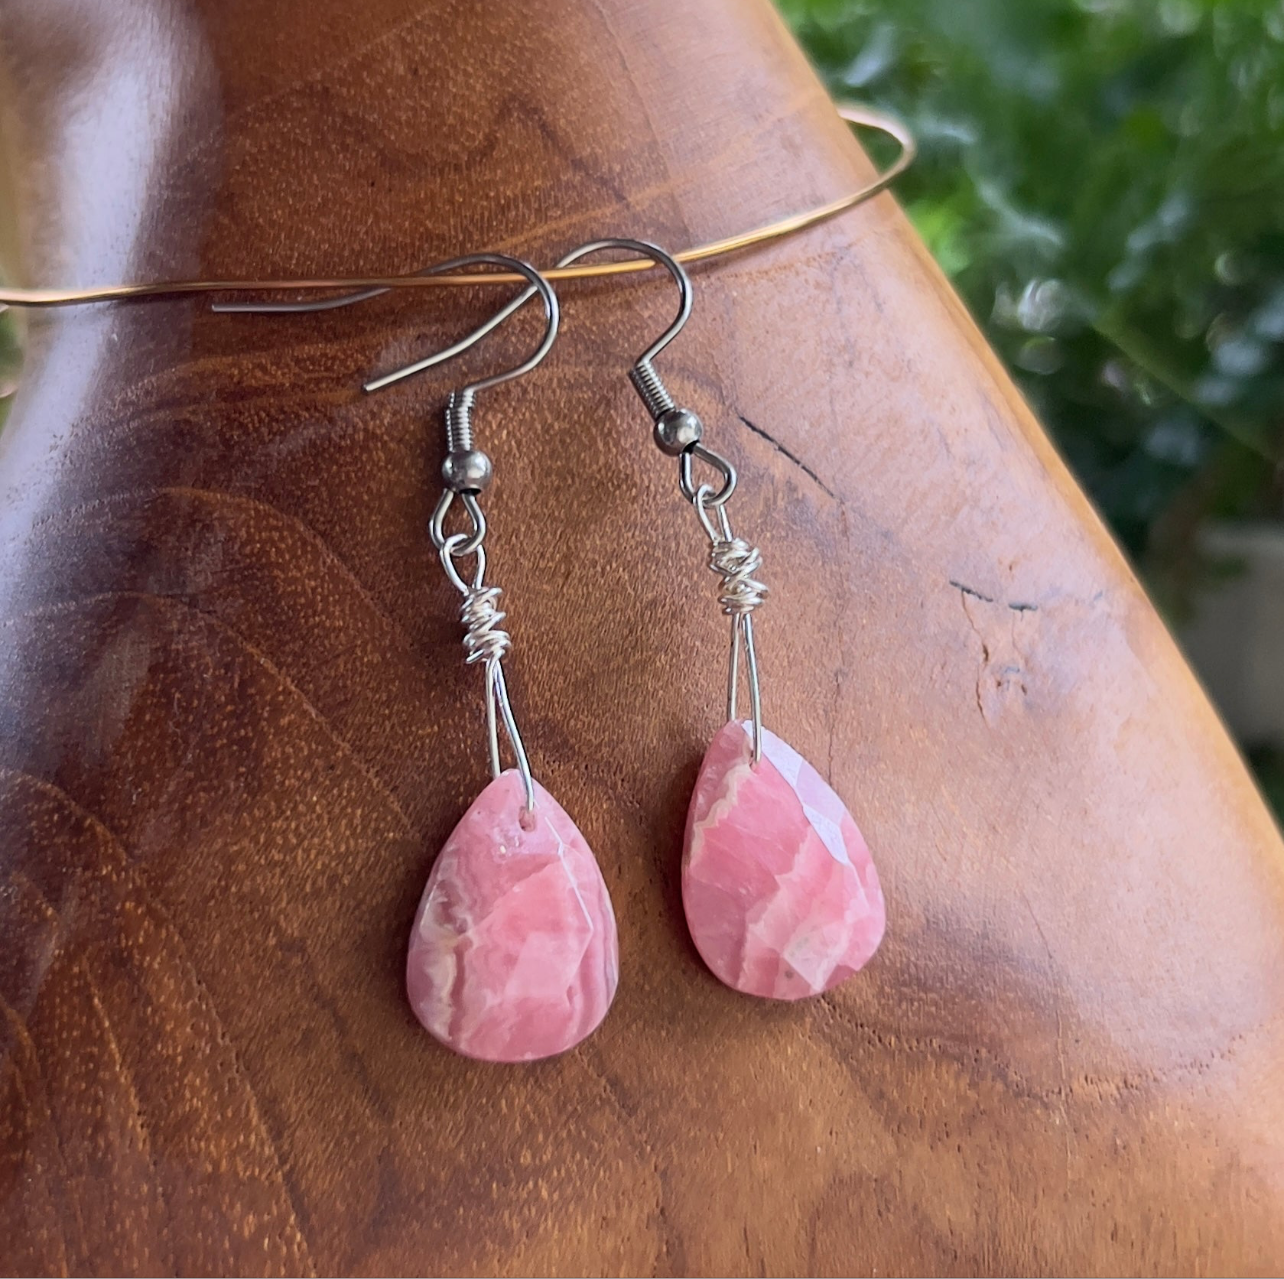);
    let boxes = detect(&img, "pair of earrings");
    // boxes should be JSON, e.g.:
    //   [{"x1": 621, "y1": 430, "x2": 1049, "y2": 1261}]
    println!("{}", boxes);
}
[{"x1": 233, "y1": 241, "x2": 886, "y2": 1062}]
